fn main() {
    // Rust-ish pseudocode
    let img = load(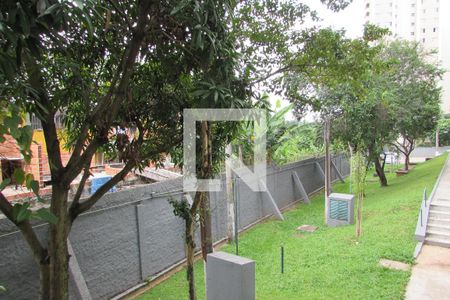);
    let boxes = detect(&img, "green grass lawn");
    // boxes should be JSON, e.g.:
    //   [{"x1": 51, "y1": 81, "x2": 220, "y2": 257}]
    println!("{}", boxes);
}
[{"x1": 138, "y1": 154, "x2": 447, "y2": 300}]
